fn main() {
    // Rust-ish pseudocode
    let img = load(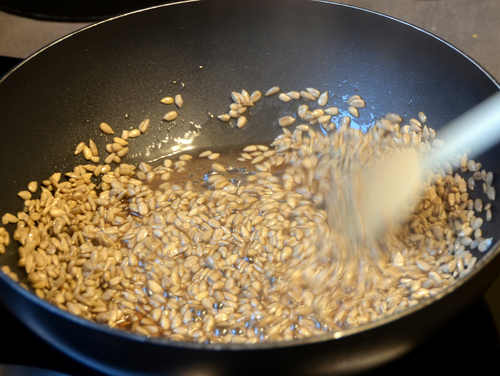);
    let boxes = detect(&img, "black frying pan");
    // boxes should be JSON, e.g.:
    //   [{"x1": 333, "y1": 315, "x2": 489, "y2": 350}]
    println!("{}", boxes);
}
[{"x1": 0, "y1": 0, "x2": 499, "y2": 374}]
